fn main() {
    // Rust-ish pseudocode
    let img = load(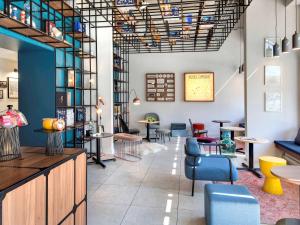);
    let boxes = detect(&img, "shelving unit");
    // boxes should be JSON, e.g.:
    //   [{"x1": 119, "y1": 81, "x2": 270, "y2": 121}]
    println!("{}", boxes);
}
[
  {"x1": 113, "y1": 32, "x2": 129, "y2": 133},
  {"x1": 54, "y1": 0, "x2": 99, "y2": 152},
  {"x1": 0, "y1": 0, "x2": 99, "y2": 151}
]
